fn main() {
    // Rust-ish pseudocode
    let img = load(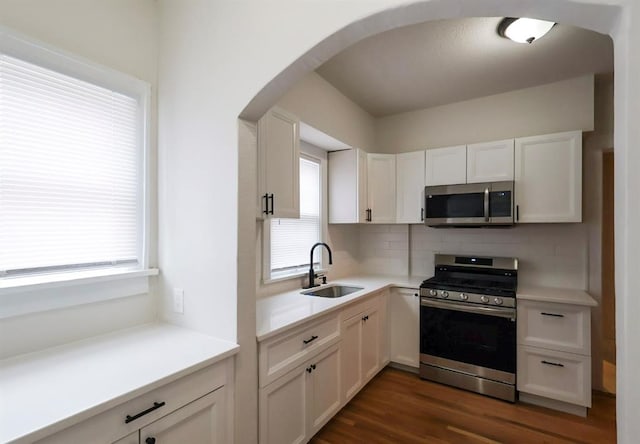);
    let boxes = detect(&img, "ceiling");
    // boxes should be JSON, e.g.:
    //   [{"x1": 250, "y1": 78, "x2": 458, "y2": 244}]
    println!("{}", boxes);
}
[{"x1": 316, "y1": 17, "x2": 613, "y2": 117}]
